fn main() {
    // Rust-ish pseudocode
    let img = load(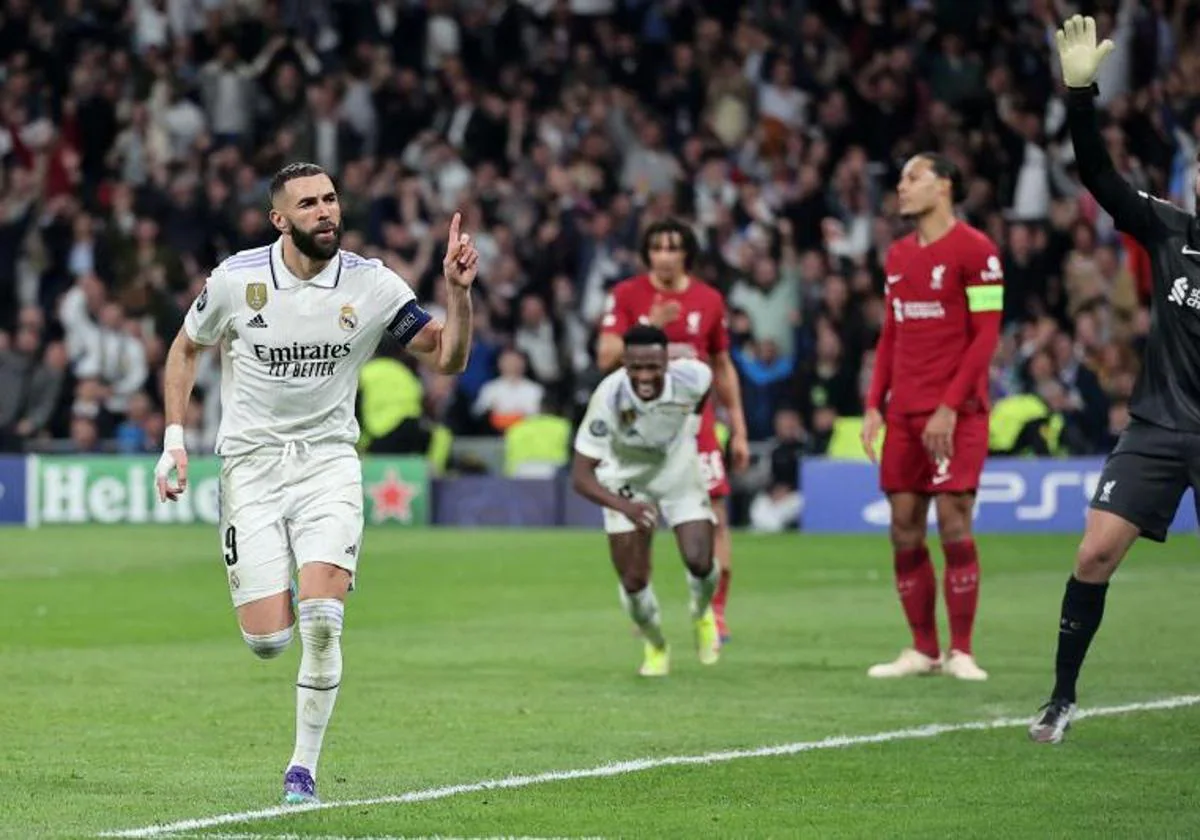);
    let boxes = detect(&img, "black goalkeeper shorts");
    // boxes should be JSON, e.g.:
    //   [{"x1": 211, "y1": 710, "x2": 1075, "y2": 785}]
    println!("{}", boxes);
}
[{"x1": 1090, "y1": 418, "x2": 1200, "y2": 542}]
